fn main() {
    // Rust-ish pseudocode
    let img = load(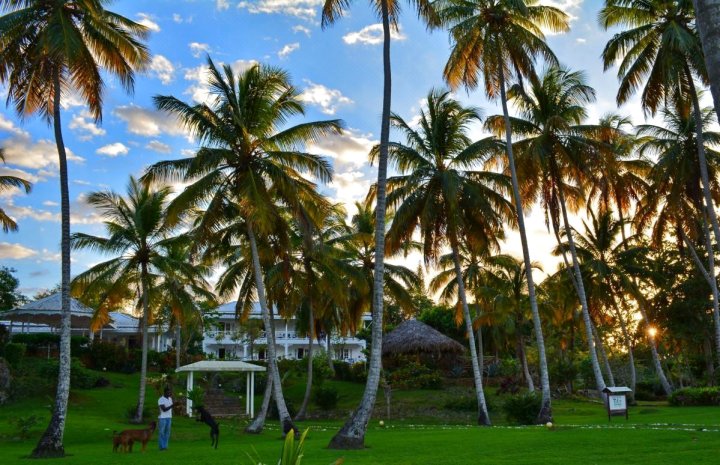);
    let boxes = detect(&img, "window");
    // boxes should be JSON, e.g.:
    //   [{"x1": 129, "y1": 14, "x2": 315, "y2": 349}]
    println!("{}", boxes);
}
[
  {"x1": 258, "y1": 349, "x2": 266, "y2": 360},
  {"x1": 335, "y1": 349, "x2": 350, "y2": 360},
  {"x1": 297, "y1": 348, "x2": 305, "y2": 359},
  {"x1": 218, "y1": 348, "x2": 226, "y2": 359}
]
